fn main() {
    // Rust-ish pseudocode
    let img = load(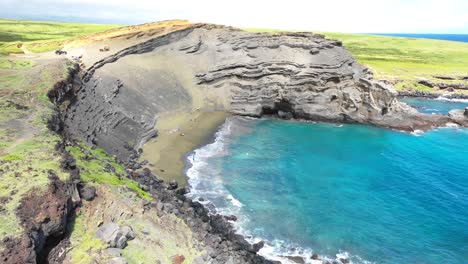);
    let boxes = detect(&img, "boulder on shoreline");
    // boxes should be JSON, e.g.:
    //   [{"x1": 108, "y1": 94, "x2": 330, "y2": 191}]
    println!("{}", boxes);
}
[
  {"x1": 448, "y1": 108, "x2": 468, "y2": 126},
  {"x1": 94, "y1": 223, "x2": 135, "y2": 249}
]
